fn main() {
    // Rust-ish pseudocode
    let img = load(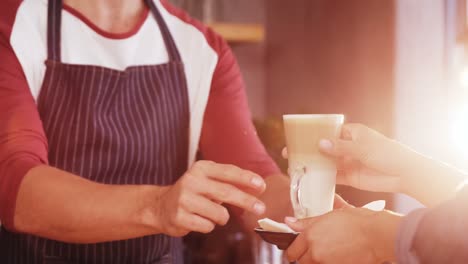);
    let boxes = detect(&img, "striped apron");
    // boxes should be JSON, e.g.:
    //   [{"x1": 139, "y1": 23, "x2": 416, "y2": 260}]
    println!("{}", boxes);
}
[{"x1": 0, "y1": 0, "x2": 190, "y2": 263}]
